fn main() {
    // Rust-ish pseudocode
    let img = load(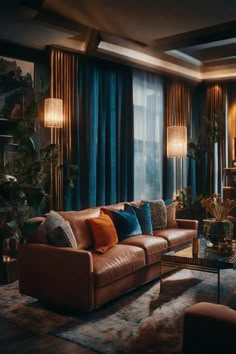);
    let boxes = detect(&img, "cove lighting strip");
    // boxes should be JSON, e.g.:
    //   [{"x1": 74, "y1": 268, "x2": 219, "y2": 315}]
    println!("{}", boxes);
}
[{"x1": 98, "y1": 41, "x2": 236, "y2": 81}]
